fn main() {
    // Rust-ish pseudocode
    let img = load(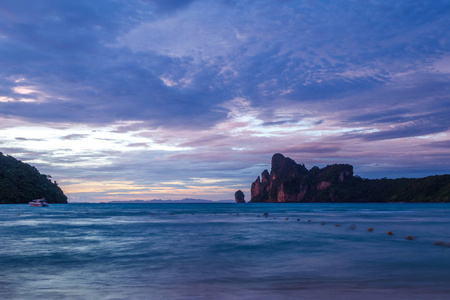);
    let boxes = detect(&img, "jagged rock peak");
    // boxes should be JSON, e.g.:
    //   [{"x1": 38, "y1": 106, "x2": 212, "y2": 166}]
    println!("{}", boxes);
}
[
  {"x1": 250, "y1": 153, "x2": 353, "y2": 203},
  {"x1": 261, "y1": 170, "x2": 270, "y2": 183},
  {"x1": 270, "y1": 153, "x2": 308, "y2": 179},
  {"x1": 249, "y1": 153, "x2": 450, "y2": 203}
]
